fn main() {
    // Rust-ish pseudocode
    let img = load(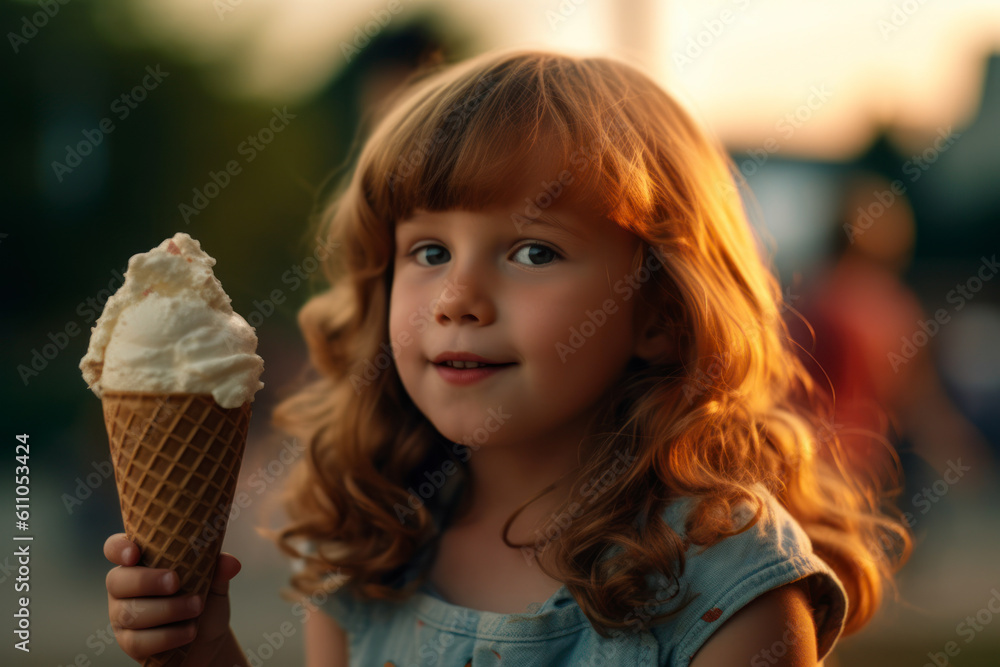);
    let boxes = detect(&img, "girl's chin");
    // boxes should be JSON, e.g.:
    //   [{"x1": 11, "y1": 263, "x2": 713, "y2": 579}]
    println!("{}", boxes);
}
[{"x1": 428, "y1": 420, "x2": 502, "y2": 447}]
